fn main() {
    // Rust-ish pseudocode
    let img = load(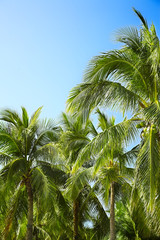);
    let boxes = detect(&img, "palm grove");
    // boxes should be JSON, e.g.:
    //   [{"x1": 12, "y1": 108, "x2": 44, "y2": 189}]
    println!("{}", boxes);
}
[{"x1": 0, "y1": 9, "x2": 160, "y2": 240}]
